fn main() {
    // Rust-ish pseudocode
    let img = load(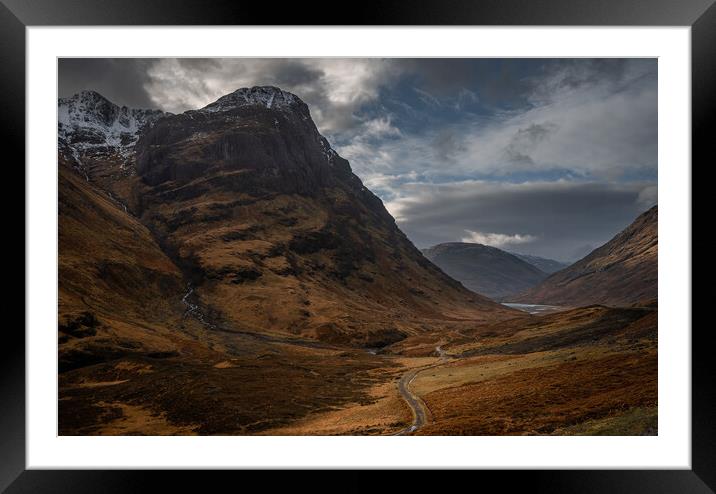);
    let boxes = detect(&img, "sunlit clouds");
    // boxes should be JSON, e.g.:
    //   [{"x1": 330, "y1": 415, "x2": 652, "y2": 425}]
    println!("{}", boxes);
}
[{"x1": 461, "y1": 231, "x2": 537, "y2": 248}]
